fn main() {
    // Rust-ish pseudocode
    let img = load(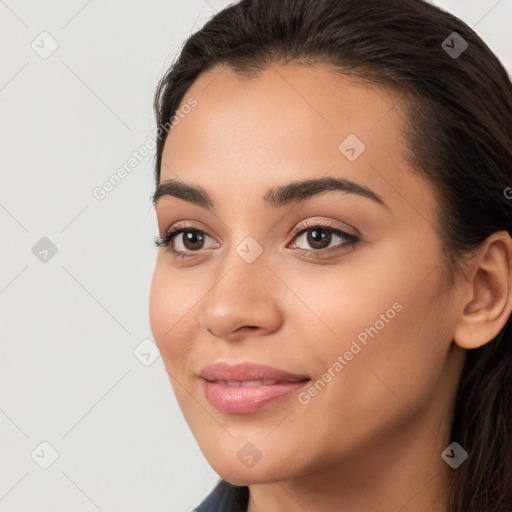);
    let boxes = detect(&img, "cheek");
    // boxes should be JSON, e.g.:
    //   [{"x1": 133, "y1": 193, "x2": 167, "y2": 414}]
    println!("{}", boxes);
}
[
  {"x1": 148, "y1": 260, "x2": 196, "y2": 367},
  {"x1": 149, "y1": 262, "x2": 203, "y2": 418},
  {"x1": 302, "y1": 232, "x2": 448, "y2": 344},
  {"x1": 288, "y1": 236, "x2": 452, "y2": 408},
  {"x1": 277, "y1": 245, "x2": 408, "y2": 351}
]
